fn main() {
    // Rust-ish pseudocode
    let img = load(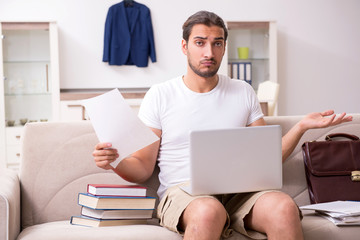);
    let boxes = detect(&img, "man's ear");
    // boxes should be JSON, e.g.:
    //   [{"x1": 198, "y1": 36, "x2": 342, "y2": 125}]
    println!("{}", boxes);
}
[{"x1": 181, "y1": 39, "x2": 188, "y2": 55}]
